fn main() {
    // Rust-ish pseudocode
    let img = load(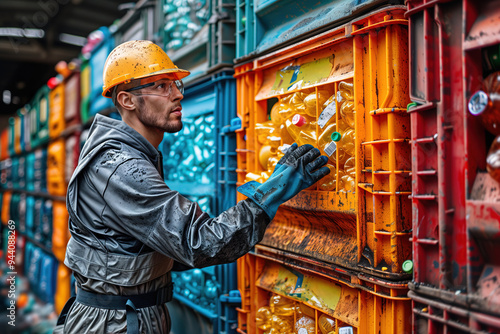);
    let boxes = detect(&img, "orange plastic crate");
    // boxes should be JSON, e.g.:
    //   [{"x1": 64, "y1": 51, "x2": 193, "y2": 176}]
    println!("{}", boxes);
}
[
  {"x1": 235, "y1": 6, "x2": 411, "y2": 279},
  {"x1": 237, "y1": 249, "x2": 411, "y2": 334},
  {"x1": 55, "y1": 263, "x2": 72, "y2": 314},
  {"x1": 49, "y1": 82, "x2": 66, "y2": 139},
  {"x1": 47, "y1": 139, "x2": 66, "y2": 196},
  {"x1": 1, "y1": 191, "x2": 12, "y2": 225},
  {"x1": 52, "y1": 200, "x2": 70, "y2": 262}
]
